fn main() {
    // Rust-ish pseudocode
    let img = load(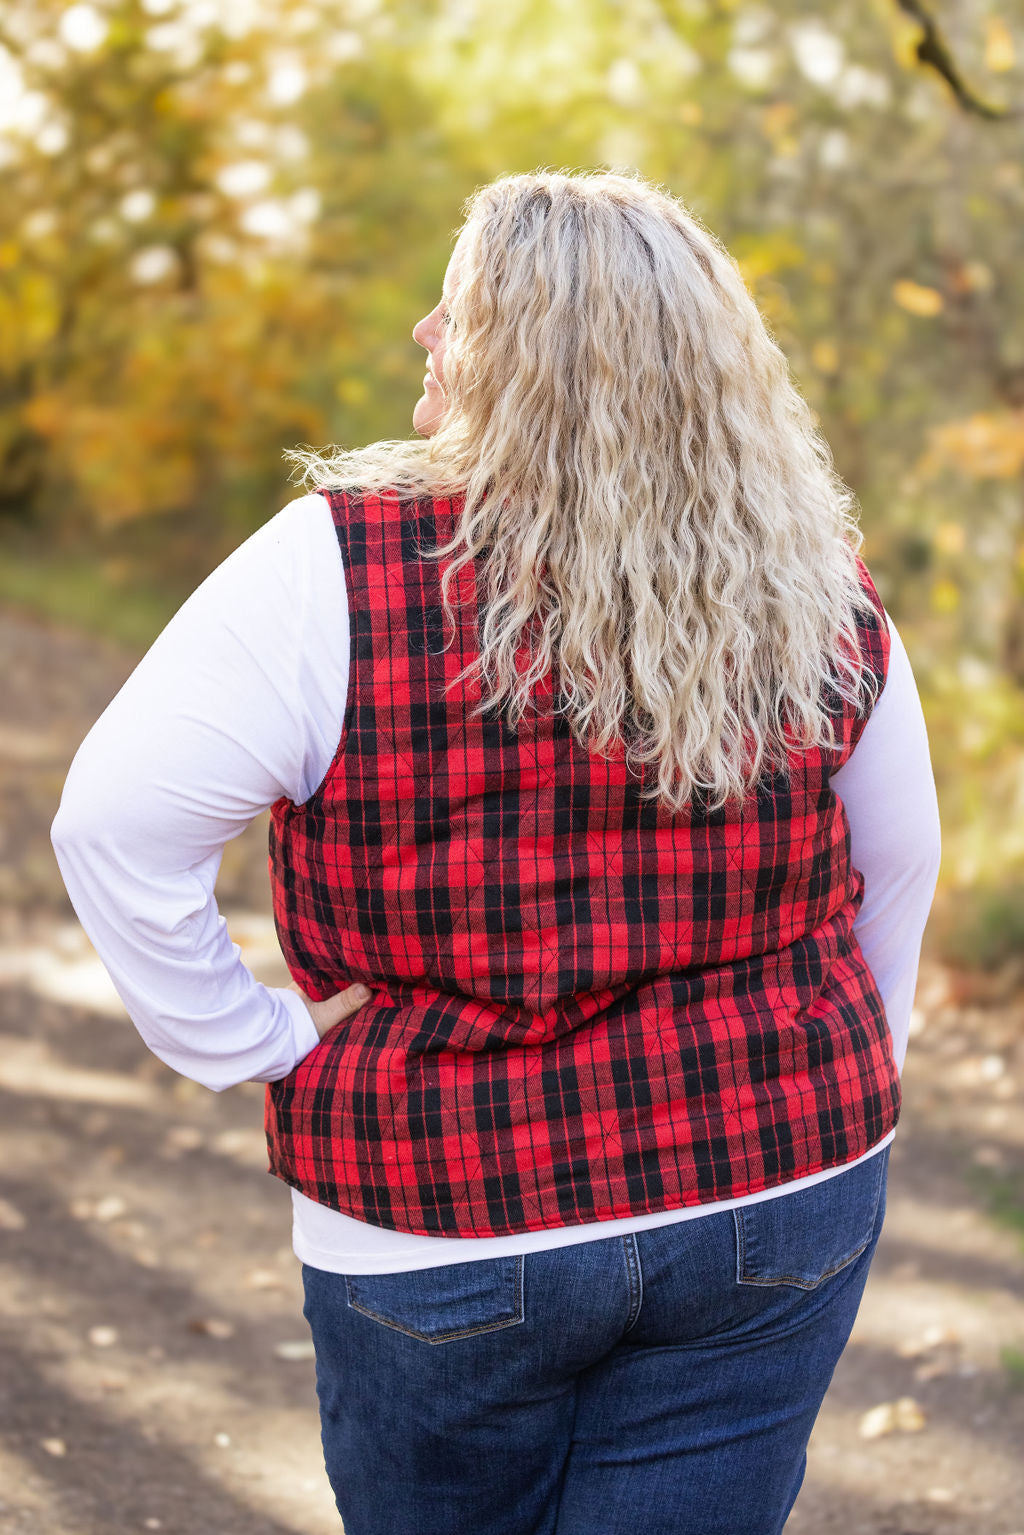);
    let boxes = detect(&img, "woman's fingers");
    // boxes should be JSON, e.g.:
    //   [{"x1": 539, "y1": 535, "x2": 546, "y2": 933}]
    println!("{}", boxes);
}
[{"x1": 289, "y1": 980, "x2": 372, "y2": 1040}]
